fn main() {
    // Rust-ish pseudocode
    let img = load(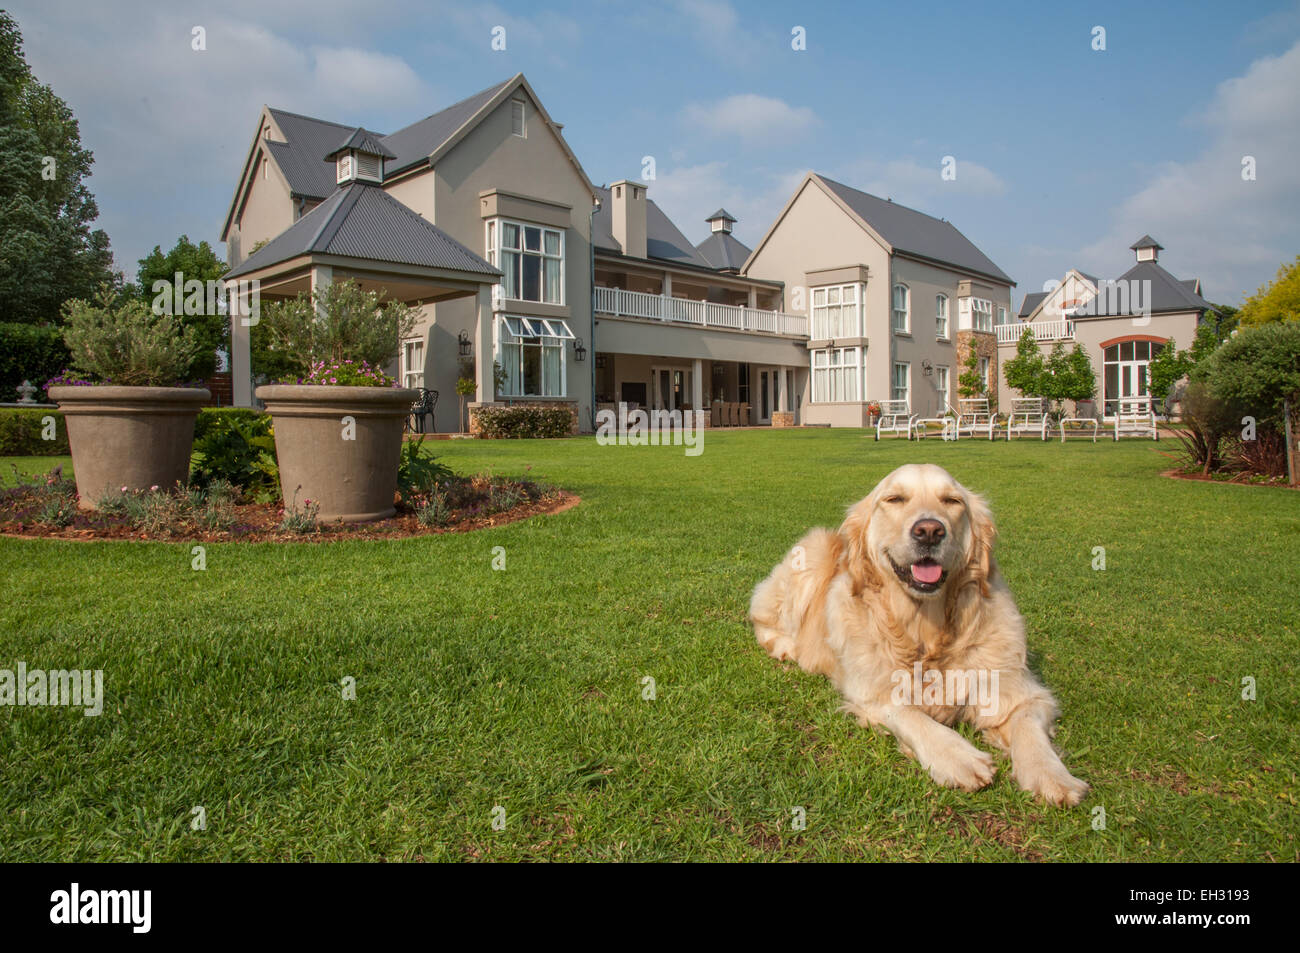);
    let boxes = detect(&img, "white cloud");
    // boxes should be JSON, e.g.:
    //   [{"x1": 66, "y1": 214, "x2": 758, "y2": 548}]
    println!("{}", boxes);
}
[
  {"x1": 646, "y1": 162, "x2": 805, "y2": 250},
  {"x1": 1074, "y1": 40, "x2": 1300, "y2": 303},
  {"x1": 682, "y1": 94, "x2": 818, "y2": 144}
]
